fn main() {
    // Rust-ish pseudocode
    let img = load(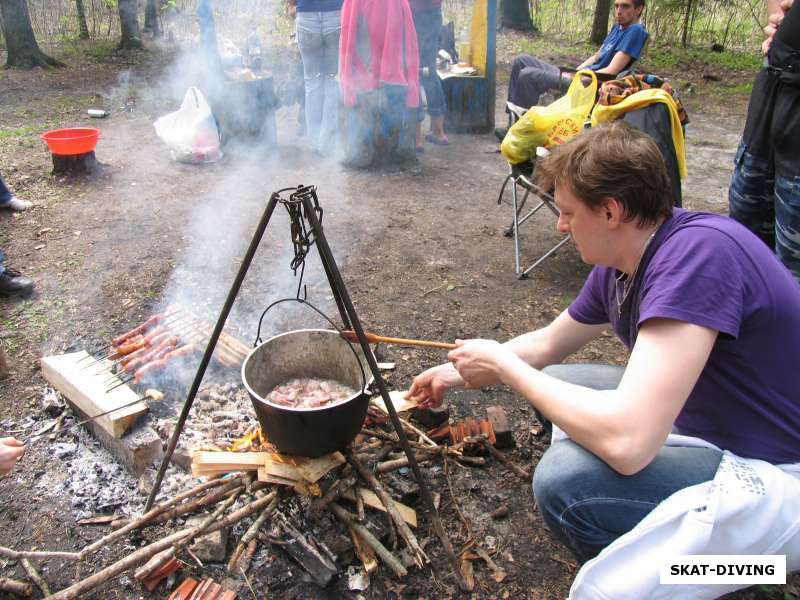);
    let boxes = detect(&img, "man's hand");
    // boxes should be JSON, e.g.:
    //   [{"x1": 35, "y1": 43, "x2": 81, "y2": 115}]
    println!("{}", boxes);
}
[
  {"x1": 447, "y1": 339, "x2": 519, "y2": 390},
  {"x1": 763, "y1": 0, "x2": 794, "y2": 55},
  {"x1": 0, "y1": 437, "x2": 25, "y2": 476},
  {"x1": 405, "y1": 363, "x2": 464, "y2": 408}
]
